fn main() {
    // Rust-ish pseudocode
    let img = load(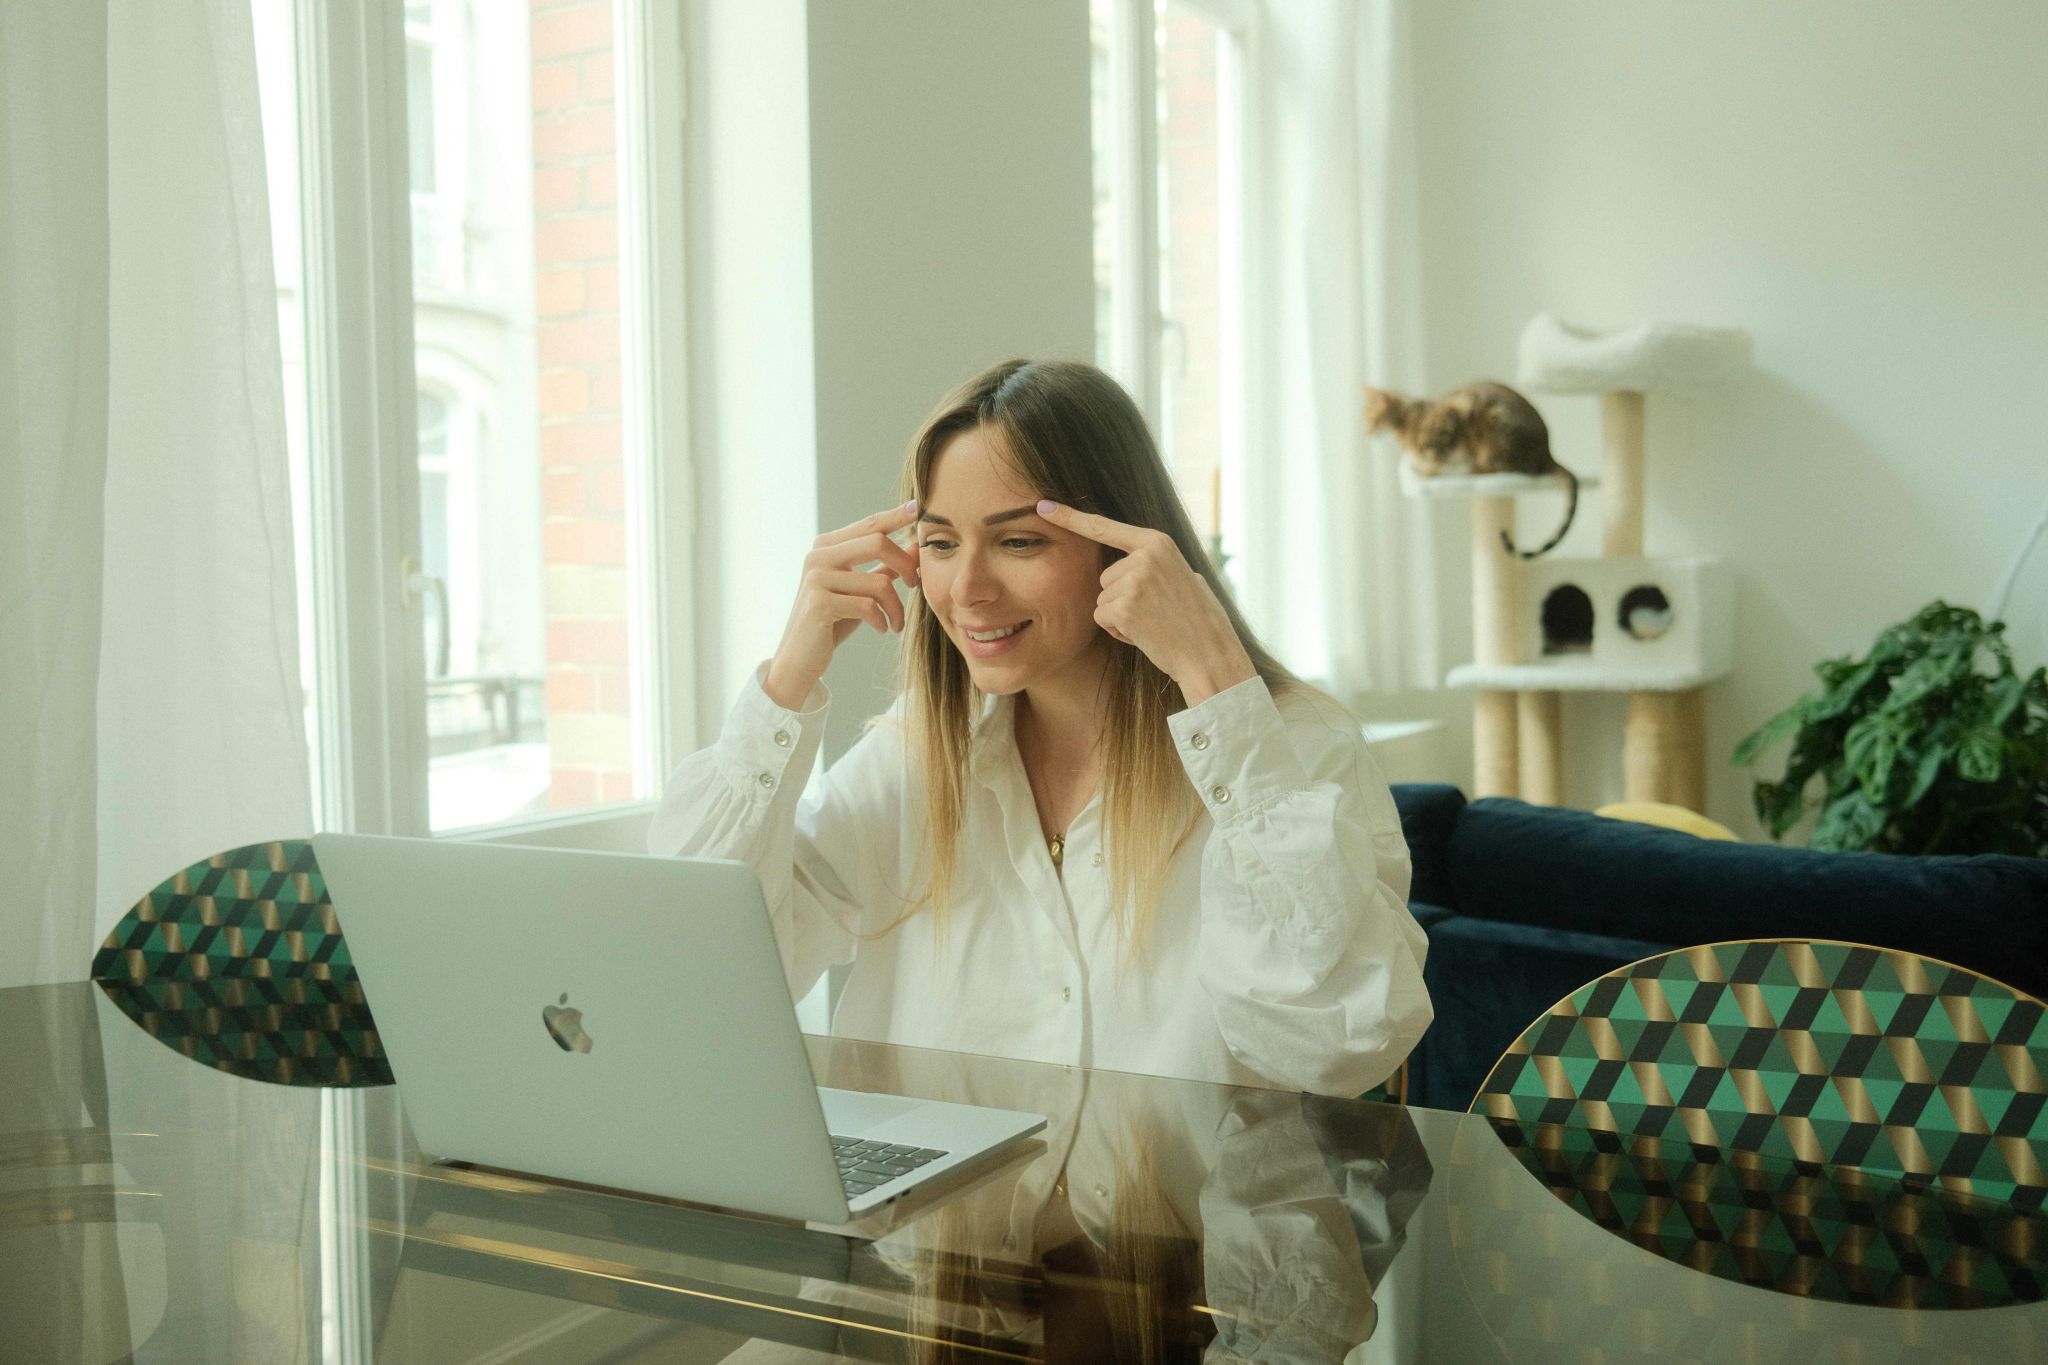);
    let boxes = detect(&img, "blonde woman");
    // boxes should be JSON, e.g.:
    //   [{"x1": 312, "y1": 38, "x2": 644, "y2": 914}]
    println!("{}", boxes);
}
[{"x1": 649, "y1": 359, "x2": 1429, "y2": 1097}]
